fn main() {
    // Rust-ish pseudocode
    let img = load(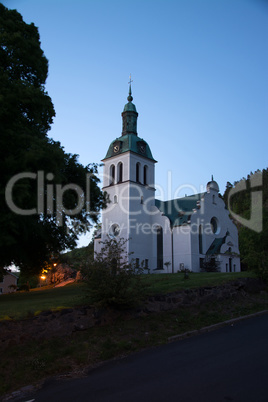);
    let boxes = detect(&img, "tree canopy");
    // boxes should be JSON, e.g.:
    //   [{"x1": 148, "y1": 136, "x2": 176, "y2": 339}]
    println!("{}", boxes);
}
[
  {"x1": 0, "y1": 4, "x2": 105, "y2": 276},
  {"x1": 223, "y1": 168, "x2": 268, "y2": 280}
]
